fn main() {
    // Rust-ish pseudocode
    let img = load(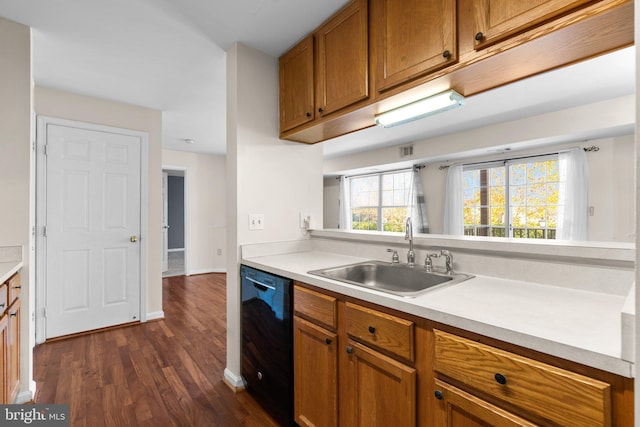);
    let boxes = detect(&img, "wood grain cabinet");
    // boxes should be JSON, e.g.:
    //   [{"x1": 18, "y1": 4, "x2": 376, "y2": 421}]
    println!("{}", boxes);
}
[
  {"x1": 0, "y1": 271, "x2": 20, "y2": 404},
  {"x1": 371, "y1": 0, "x2": 457, "y2": 93},
  {"x1": 315, "y1": 0, "x2": 369, "y2": 118},
  {"x1": 472, "y1": 0, "x2": 600, "y2": 49},
  {"x1": 293, "y1": 285, "x2": 338, "y2": 427},
  {"x1": 433, "y1": 329, "x2": 613, "y2": 426},
  {"x1": 341, "y1": 304, "x2": 416, "y2": 427},
  {"x1": 279, "y1": 0, "x2": 369, "y2": 135},
  {"x1": 279, "y1": 35, "x2": 315, "y2": 133}
]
